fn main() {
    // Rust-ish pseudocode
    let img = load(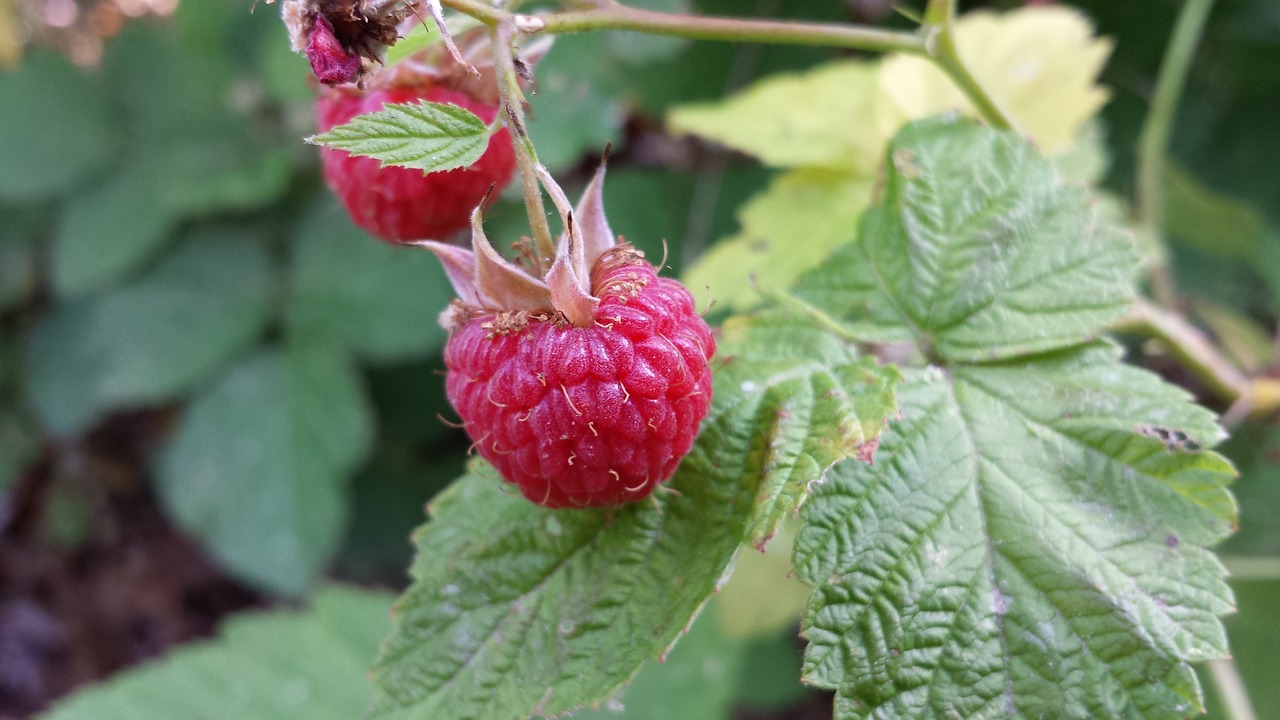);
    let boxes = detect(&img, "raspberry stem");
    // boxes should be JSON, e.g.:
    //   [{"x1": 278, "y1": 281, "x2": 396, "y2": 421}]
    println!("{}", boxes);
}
[
  {"x1": 919, "y1": 0, "x2": 1018, "y2": 133},
  {"x1": 1136, "y1": 0, "x2": 1216, "y2": 309},
  {"x1": 489, "y1": 23, "x2": 557, "y2": 269}
]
